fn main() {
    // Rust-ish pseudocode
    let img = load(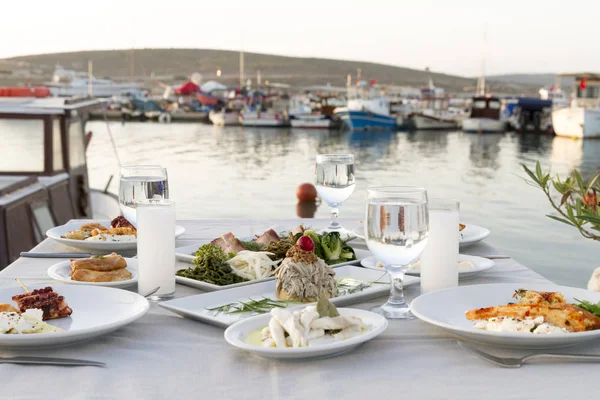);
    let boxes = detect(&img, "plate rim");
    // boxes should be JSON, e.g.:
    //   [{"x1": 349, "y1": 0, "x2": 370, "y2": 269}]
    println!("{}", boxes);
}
[
  {"x1": 46, "y1": 220, "x2": 186, "y2": 248},
  {"x1": 0, "y1": 285, "x2": 150, "y2": 344},
  {"x1": 223, "y1": 308, "x2": 388, "y2": 355},
  {"x1": 360, "y1": 254, "x2": 495, "y2": 276},
  {"x1": 410, "y1": 283, "x2": 600, "y2": 341},
  {"x1": 47, "y1": 258, "x2": 139, "y2": 287}
]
